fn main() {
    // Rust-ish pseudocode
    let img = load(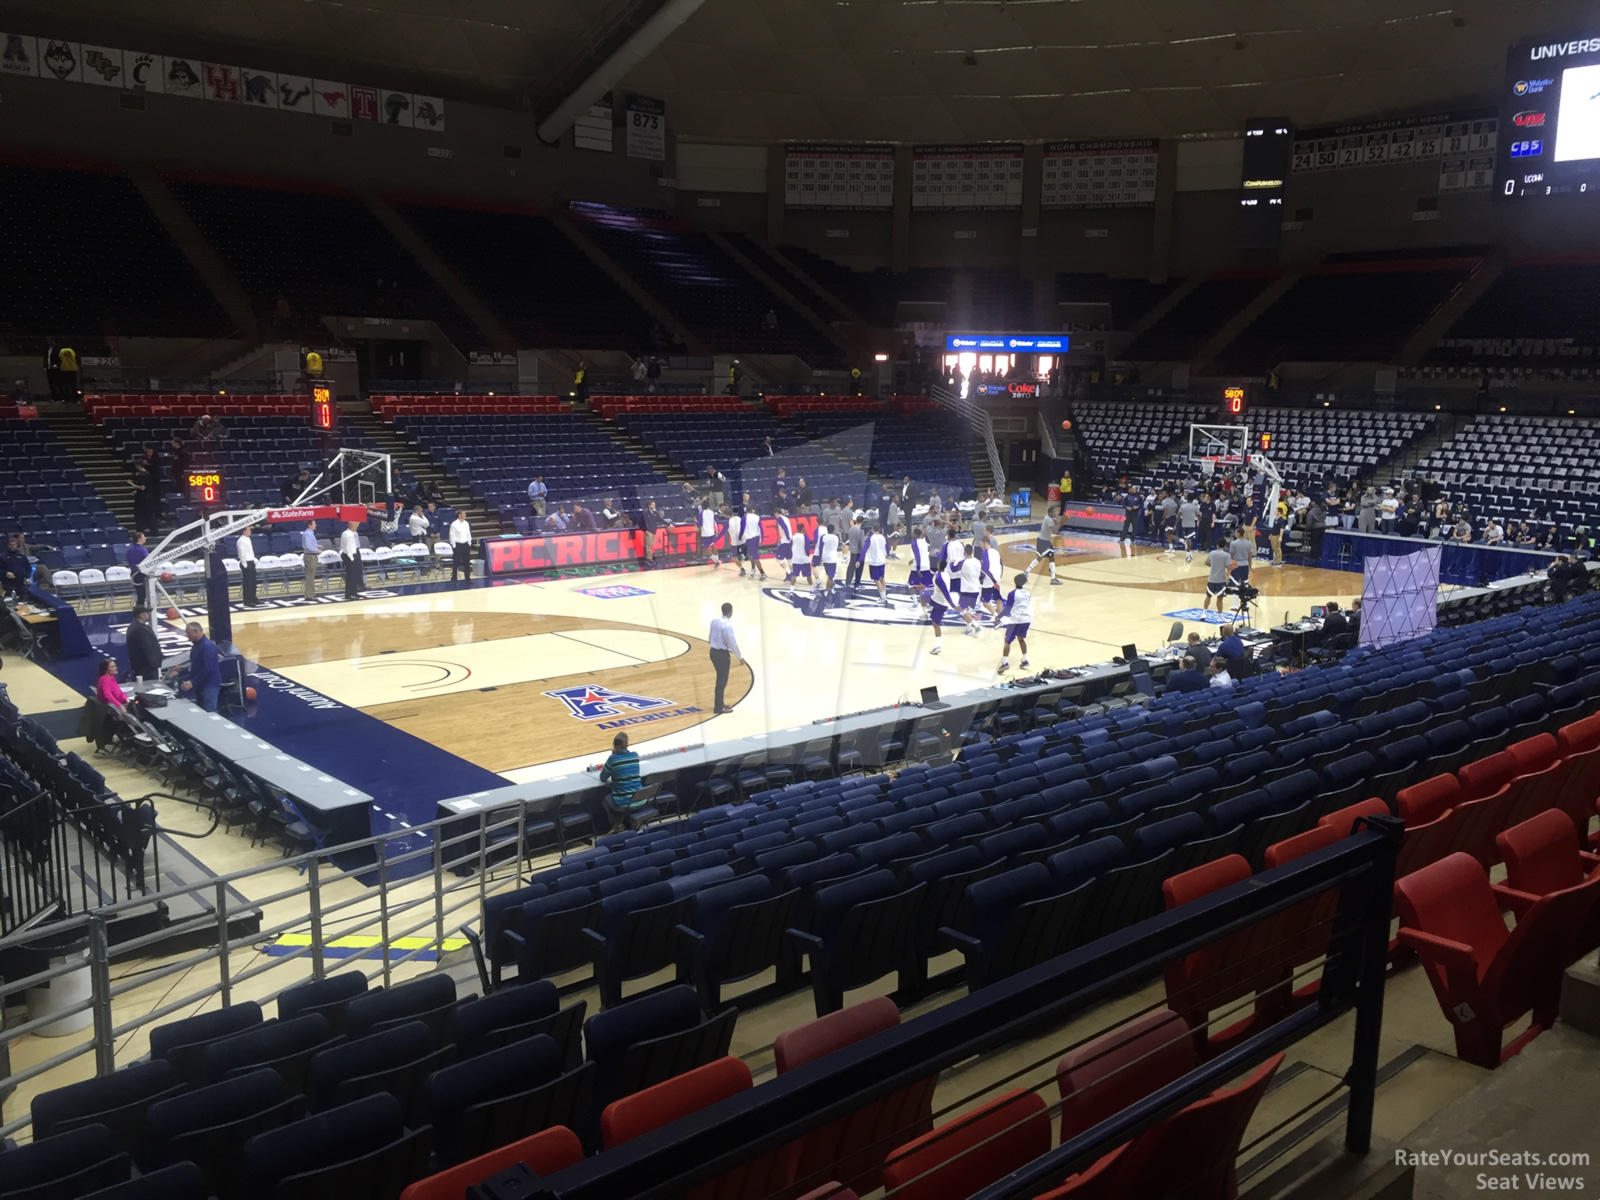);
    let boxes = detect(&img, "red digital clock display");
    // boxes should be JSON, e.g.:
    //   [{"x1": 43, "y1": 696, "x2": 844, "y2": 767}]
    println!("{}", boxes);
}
[
  {"x1": 186, "y1": 470, "x2": 225, "y2": 507},
  {"x1": 310, "y1": 383, "x2": 337, "y2": 431}
]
